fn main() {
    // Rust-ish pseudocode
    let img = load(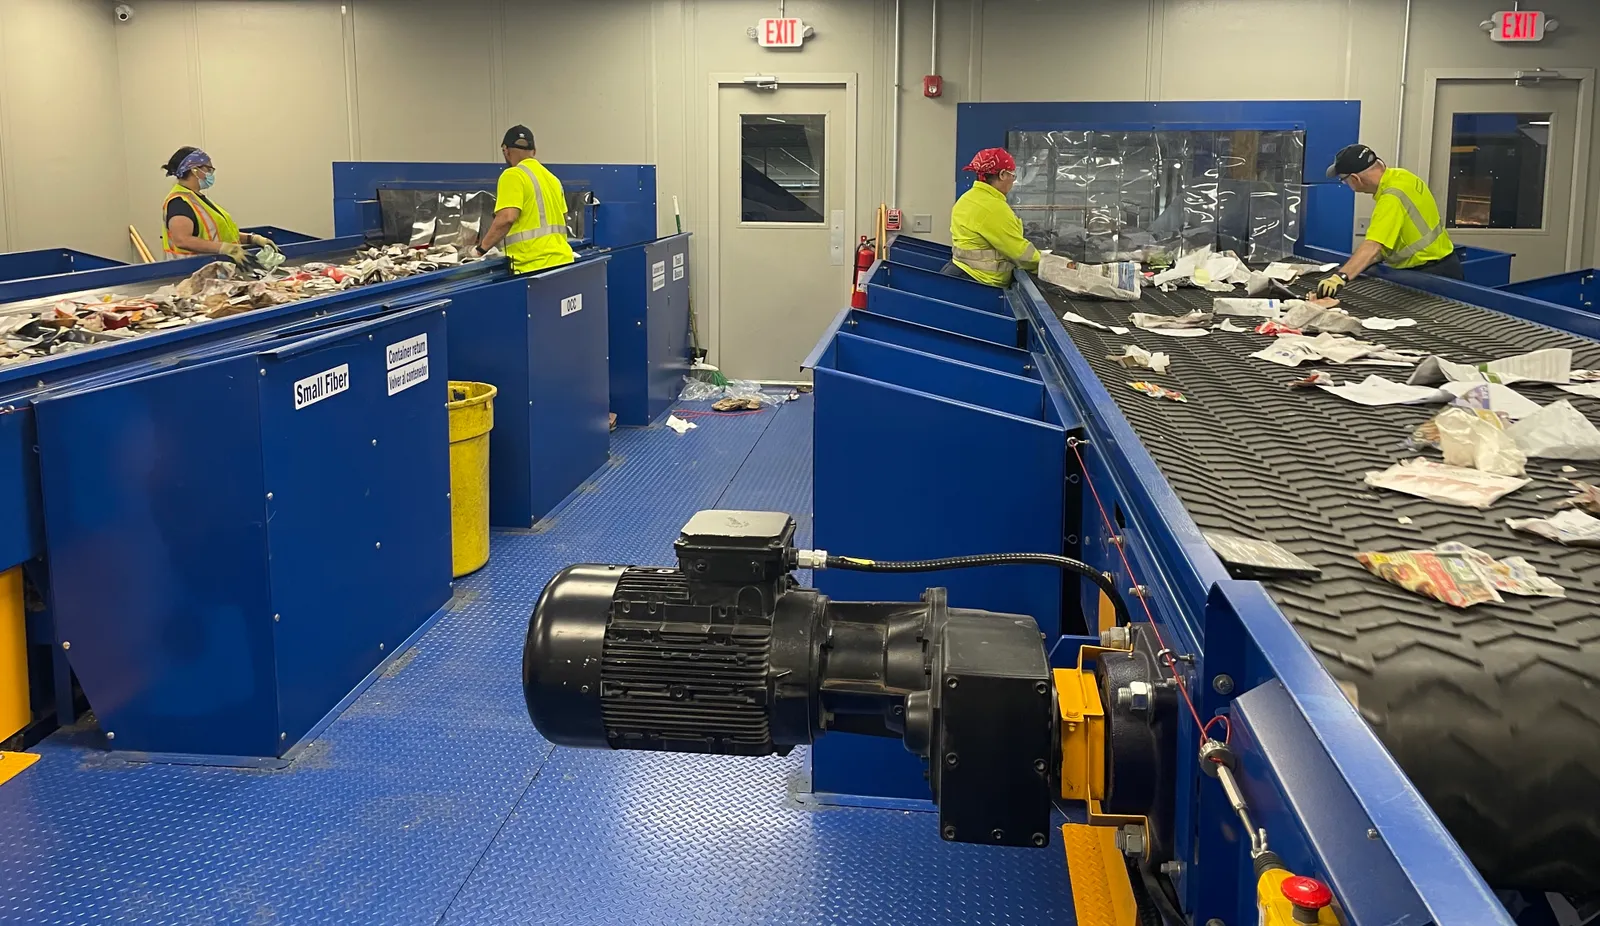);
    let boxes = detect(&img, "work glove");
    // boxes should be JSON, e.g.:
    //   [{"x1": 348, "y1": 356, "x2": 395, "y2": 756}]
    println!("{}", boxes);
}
[
  {"x1": 1315, "y1": 272, "x2": 1348, "y2": 299},
  {"x1": 247, "y1": 233, "x2": 276, "y2": 250},
  {"x1": 218, "y1": 241, "x2": 248, "y2": 264}
]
